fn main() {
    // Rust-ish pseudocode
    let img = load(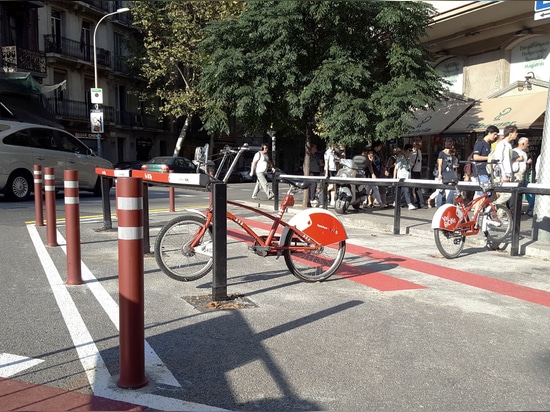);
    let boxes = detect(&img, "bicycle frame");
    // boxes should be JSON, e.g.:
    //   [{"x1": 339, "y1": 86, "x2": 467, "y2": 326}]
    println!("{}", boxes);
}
[
  {"x1": 189, "y1": 145, "x2": 347, "y2": 256},
  {"x1": 431, "y1": 190, "x2": 495, "y2": 236},
  {"x1": 431, "y1": 159, "x2": 501, "y2": 236}
]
